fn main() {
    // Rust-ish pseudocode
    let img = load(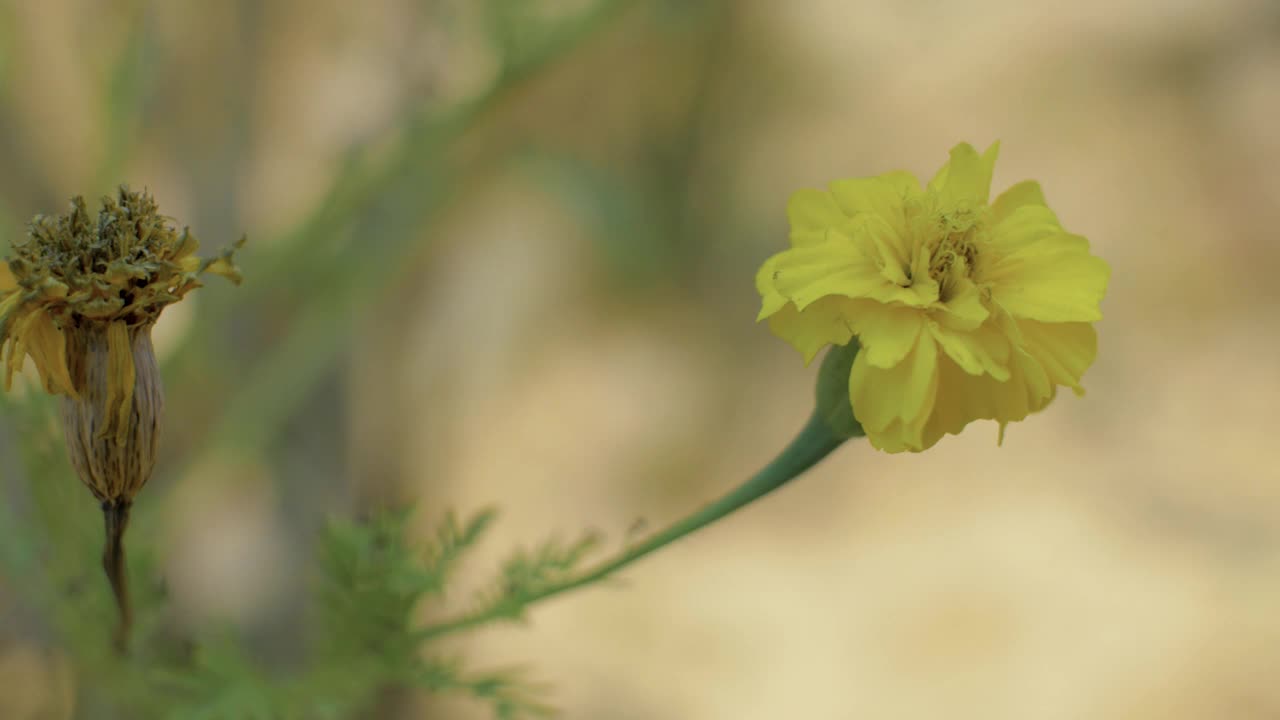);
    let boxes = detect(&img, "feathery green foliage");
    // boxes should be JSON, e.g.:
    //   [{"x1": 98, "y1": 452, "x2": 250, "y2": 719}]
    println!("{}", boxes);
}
[
  {"x1": 0, "y1": 427, "x2": 596, "y2": 719},
  {"x1": 0, "y1": 1, "x2": 739, "y2": 717}
]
